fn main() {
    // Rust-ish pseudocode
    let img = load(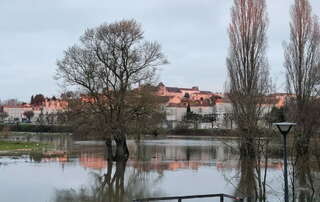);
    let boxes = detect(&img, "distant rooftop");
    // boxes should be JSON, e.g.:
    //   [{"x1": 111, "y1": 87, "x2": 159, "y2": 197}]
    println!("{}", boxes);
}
[{"x1": 158, "y1": 82, "x2": 213, "y2": 94}]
